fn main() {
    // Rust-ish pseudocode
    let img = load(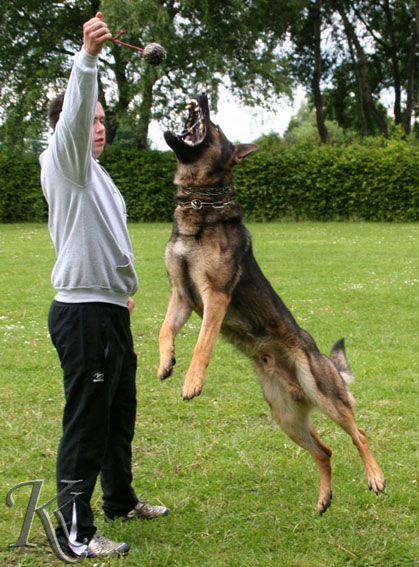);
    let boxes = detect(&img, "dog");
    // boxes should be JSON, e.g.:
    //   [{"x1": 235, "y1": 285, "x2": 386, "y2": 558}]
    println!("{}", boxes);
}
[{"x1": 158, "y1": 93, "x2": 385, "y2": 514}]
